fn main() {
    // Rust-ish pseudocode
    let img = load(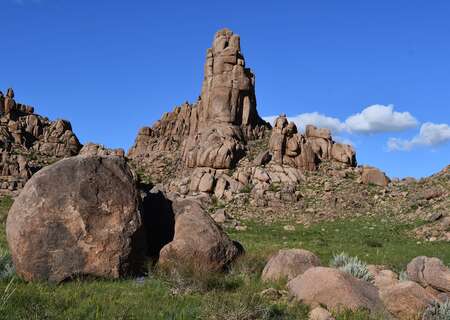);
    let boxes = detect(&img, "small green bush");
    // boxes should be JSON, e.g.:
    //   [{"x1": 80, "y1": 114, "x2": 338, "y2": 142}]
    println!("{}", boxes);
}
[
  {"x1": 0, "y1": 248, "x2": 14, "y2": 279},
  {"x1": 399, "y1": 270, "x2": 409, "y2": 282},
  {"x1": 330, "y1": 252, "x2": 373, "y2": 282},
  {"x1": 423, "y1": 300, "x2": 450, "y2": 320}
]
